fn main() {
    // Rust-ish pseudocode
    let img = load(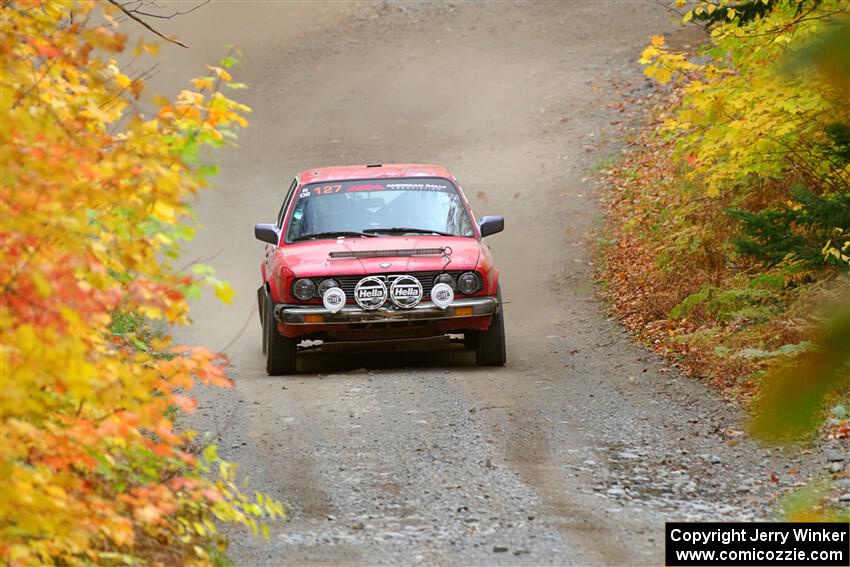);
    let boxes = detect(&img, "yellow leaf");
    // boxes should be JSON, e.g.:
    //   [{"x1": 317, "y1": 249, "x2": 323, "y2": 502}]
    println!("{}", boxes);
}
[
  {"x1": 655, "y1": 67, "x2": 672, "y2": 84},
  {"x1": 214, "y1": 283, "x2": 235, "y2": 304},
  {"x1": 650, "y1": 35, "x2": 665, "y2": 47},
  {"x1": 139, "y1": 305, "x2": 163, "y2": 319},
  {"x1": 15, "y1": 325, "x2": 38, "y2": 353},
  {"x1": 639, "y1": 46, "x2": 659, "y2": 65},
  {"x1": 206, "y1": 65, "x2": 232, "y2": 81},
  {"x1": 152, "y1": 201, "x2": 177, "y2": 223},
  {"x1": 31, "y1": 272, "x2": 52, "y2": 298},
  {"x1": 191, "y1": 77, "x2": 213, "y2": 91}
]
